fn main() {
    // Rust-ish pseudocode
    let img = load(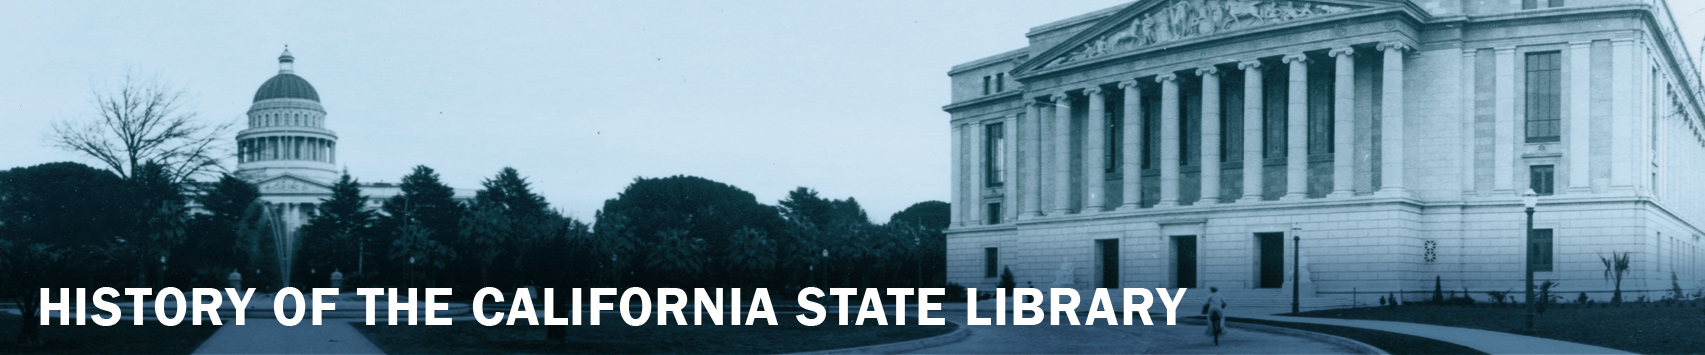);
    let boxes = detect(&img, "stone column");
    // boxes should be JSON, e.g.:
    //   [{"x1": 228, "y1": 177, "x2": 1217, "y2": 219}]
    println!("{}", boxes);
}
[
  {"x1": 1084, "y1": 87, "x2": 1107, "y2": 212},
  {"x1": 1493, "y1": 47, "x2": 1515, "y2": 194},
  {"x1": 1119, "y1": 80, "x2": 1144, "y2": 210},
  {"x1": 1157, "y1": 73, "x2": 1181, "y2": 207},
  {"x1": 1052, "y1": 93, "x2": 1073, "y2": 214},
  {"x1": 1023, "y1": 101, "x2": 1044, "y2": 217},
  {"x1": 1282, "y1": 54, "x2": 1309, "y2": 200},
  {"x1": 970, "y1": 121, "x2": 985, "y2": 225},
  {"x1": 1238, "y1": 60, "x2": 1265, "y2": 202},
  {"x1": 950, "y1": 123, "x2": 963, "y2": 226},
  {"x1": 1329, "y1": 47, "x2": 1356, "y2": 197},
  {"x1": 1197, "y1": 66, "x2": 1222, "y2": 204},
  {"x1": 1378, "y1": 42, "x2": 1409, "y2": 196},
  {"x1": 1567, "y1": 42, "x2": 1591, "y2": 193},
  {"x1": 1004, "y1": 114, "x2": 1019, "y2": 221},
  {"x1": 1611, "y1": 39, "x2": 1634, "y2": 189},
  {"x1": 330, "y1": 141, "x2": 336, "y2": 164}
]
